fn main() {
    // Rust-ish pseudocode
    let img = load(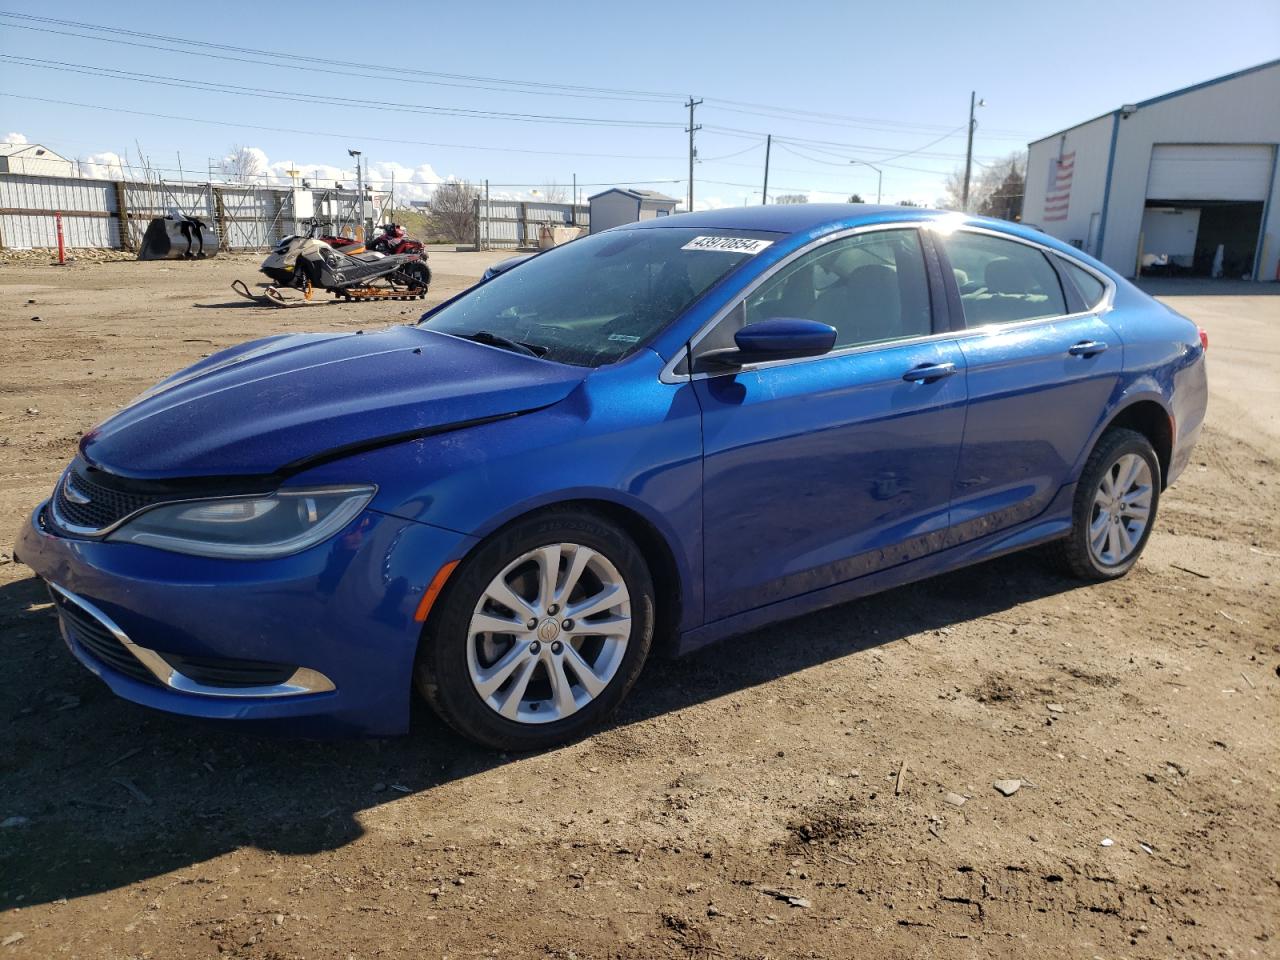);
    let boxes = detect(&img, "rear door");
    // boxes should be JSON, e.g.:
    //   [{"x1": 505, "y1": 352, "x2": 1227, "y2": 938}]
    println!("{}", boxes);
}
[
  {"x1": 935, "y1": 227, "x2": 1122, "y2": 543},
  {"x1": 692, "y1": 226, "x2": 968, "y2": 621}
]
